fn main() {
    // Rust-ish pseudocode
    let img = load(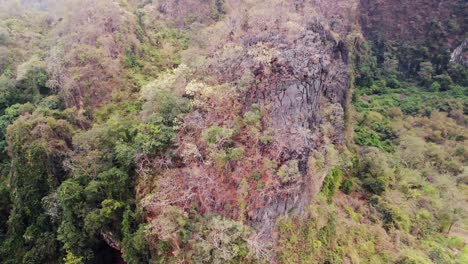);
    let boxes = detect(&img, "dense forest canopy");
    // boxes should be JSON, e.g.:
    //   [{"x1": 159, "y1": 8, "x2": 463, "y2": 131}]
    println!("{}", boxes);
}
[{"x1": 0, "y1": 0, "x2": 466, "y2": 263}]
